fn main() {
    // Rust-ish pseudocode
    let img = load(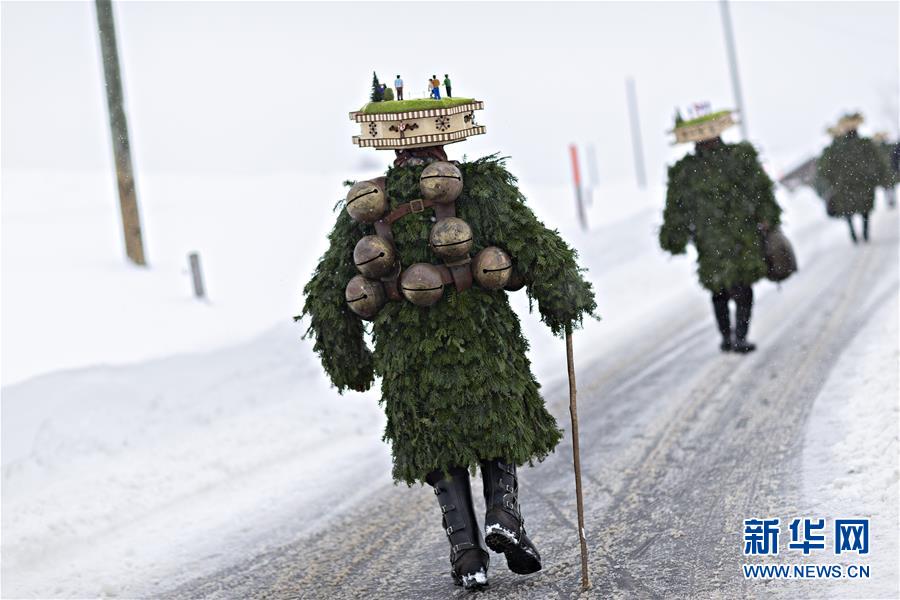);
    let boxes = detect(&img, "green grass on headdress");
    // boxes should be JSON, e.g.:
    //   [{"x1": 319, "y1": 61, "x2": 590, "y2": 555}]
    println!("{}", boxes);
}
[
  {"x1": 360, "y1": 97, "x2": 476, "y2": 114},
  {"x1": 674, "y1": 110, "x2": 732, "y2": 129}
]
